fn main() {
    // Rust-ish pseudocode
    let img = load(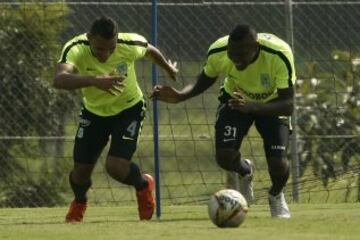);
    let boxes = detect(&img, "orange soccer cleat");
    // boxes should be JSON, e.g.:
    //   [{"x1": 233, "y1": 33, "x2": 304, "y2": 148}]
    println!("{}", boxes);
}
[
  {"x1": 136, "y1": 174, "x2": 155, "y2": 220},
  {"x1": 65, "y1": 200, "x2": 87, "y2": 223}
]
